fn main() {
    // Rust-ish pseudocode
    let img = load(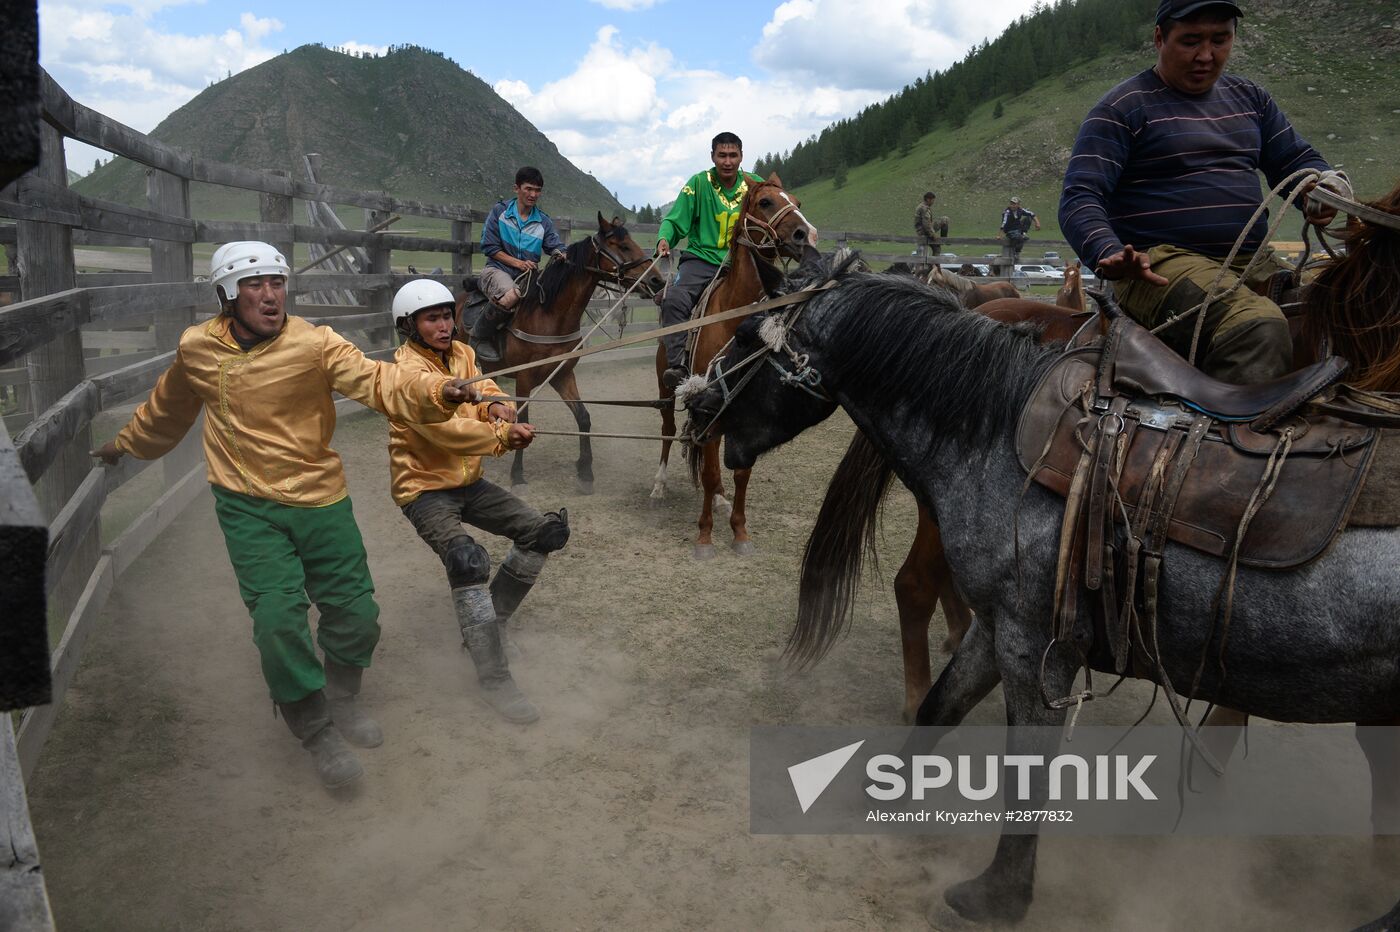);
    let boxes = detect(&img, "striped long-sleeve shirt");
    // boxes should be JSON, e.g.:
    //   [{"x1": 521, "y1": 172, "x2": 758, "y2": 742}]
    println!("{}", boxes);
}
[{"x1": 1059, "y1": 68, "x2": 1330, "y2": 268}]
